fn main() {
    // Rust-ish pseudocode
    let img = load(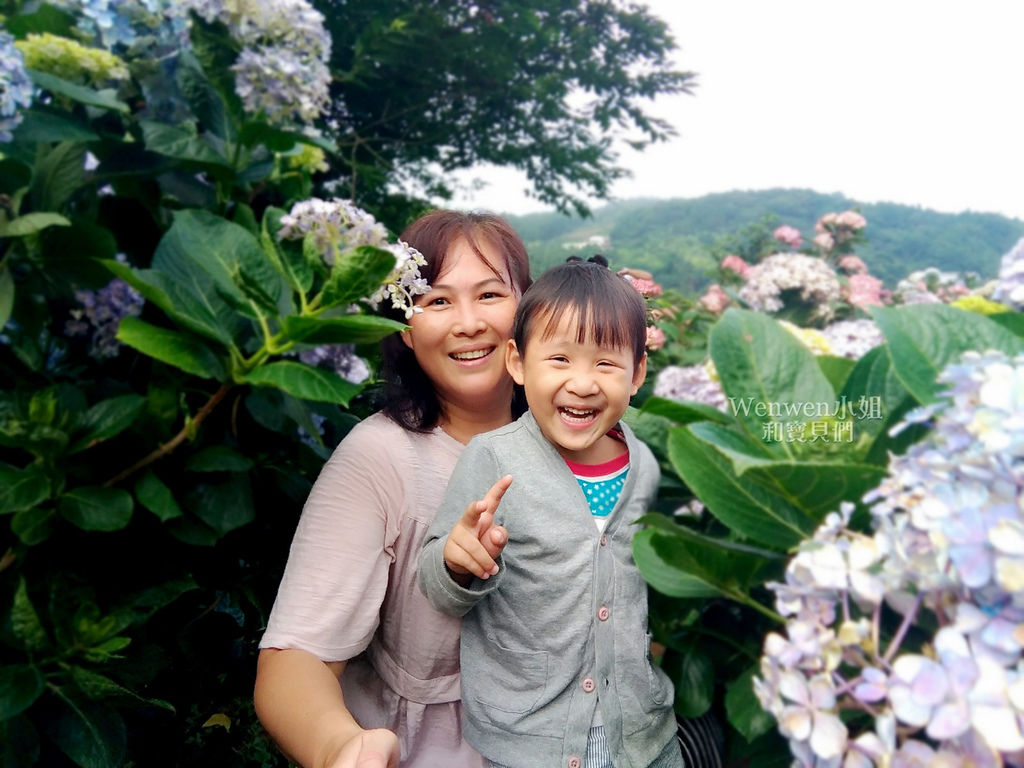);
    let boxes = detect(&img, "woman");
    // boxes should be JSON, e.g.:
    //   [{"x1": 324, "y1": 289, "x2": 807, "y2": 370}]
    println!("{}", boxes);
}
[{"x1": 254, "y1": 210, "x2": 531, "y2": 768}]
